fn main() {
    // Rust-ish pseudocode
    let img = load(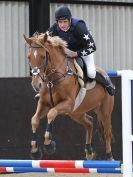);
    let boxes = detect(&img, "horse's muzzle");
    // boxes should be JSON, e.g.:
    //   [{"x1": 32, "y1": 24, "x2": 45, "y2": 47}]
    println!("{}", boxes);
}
[{"x1": 31, "y1": 78, "x2": 44, "y2": 92}]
